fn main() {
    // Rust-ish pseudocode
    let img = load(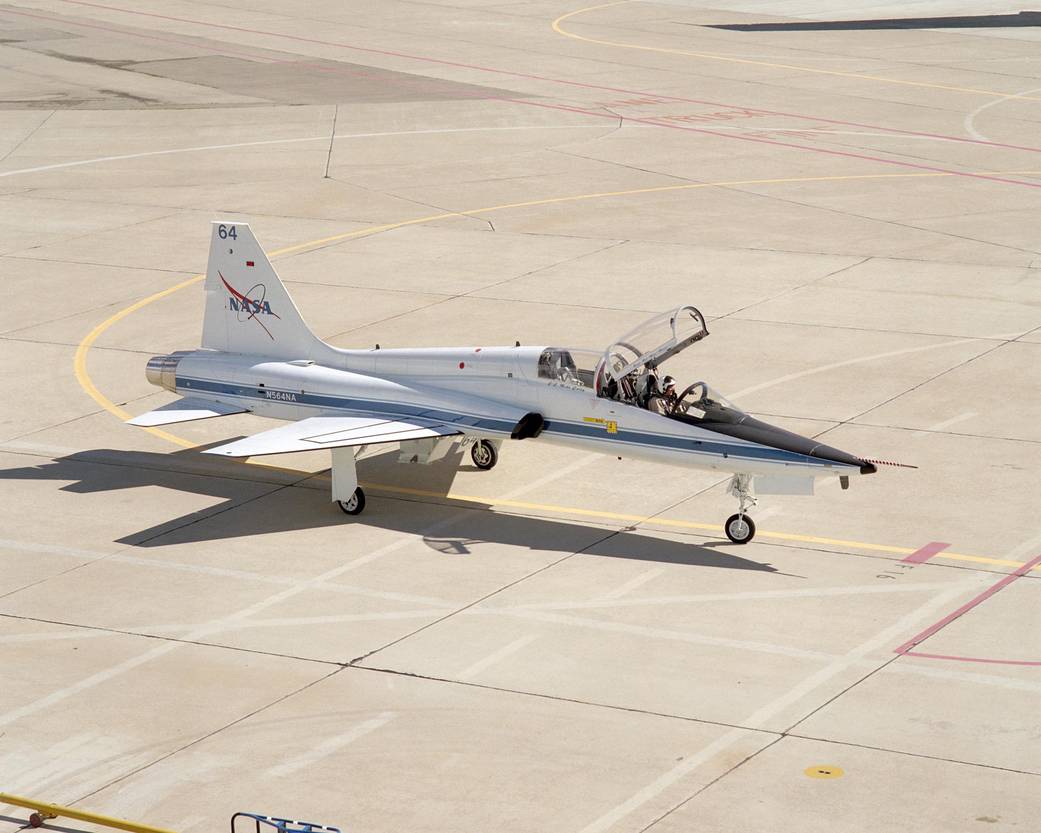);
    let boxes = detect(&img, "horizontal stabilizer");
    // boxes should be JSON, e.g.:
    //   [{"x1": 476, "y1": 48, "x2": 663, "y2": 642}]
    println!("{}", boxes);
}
[
  {"x1": 127, "y1": 397, "x2": 247, "y2": 427},
  {"x1": 202, "y1": 415, "x2": 461, "y2": 457}
]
